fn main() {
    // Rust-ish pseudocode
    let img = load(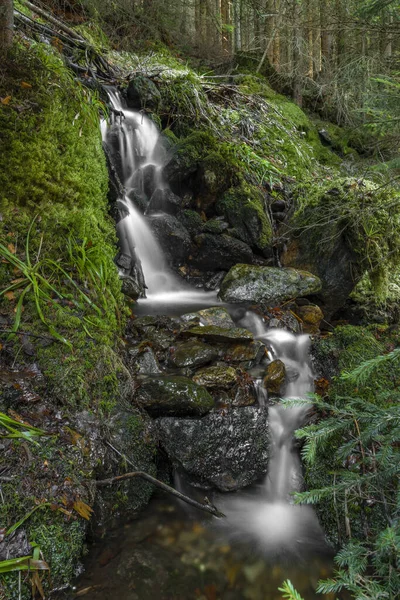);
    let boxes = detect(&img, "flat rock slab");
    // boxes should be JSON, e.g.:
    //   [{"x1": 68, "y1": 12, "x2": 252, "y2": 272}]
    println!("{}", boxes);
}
[
  {"x1": 193, "y1": 366, "x2": 238, "y2": 389},
  {"x1": 168, "y1": 339, "x2": 219, "y2": 369},
  {"x1": 219, "y1": 264, "x2": 322, "y2": 304},
  {"x1": 136, "y1": 376, "x2": 214, "y2": 417},
  {"x1": 197, "y1": 307, "x2": 235, "y2": 328},
  {"x1": 157, "y1": 407, "x2": 269, "y2": 492},
  {"x1": 182, "y1": 325, "x2": 253, "y2": 343}
]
